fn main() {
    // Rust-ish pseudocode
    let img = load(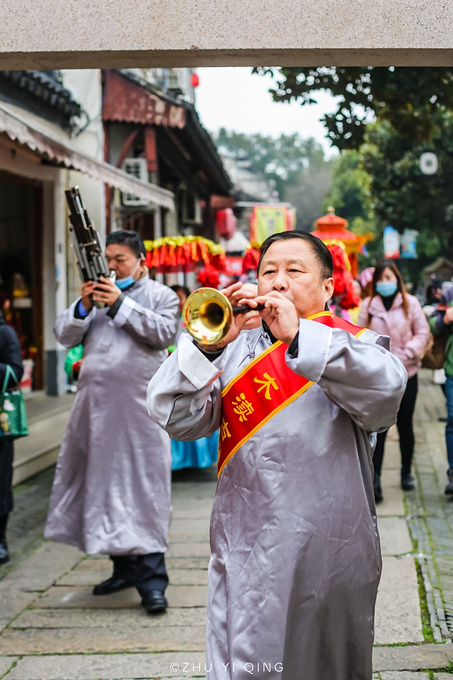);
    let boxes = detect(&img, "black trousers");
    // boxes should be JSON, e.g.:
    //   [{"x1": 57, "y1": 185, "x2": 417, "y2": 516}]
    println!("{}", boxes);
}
[
  {"x1": 0, "y1": 440, "x2": 14, "y2": 517},
  {"x1": 373, "y1": 373, "x2": 418, "y2": 477},
  {"x1": 110, "y1": 552, "x2": 168, "y2": 597}
]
